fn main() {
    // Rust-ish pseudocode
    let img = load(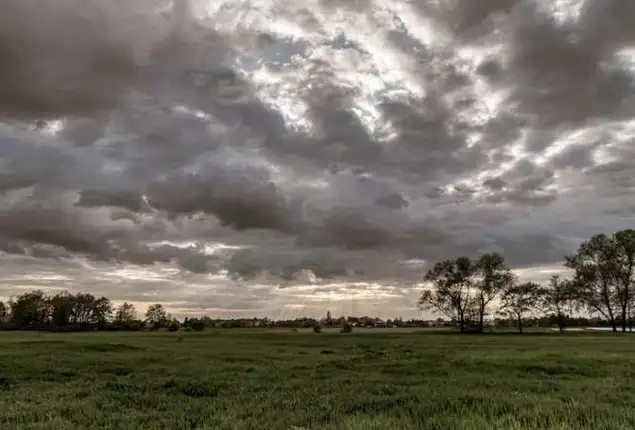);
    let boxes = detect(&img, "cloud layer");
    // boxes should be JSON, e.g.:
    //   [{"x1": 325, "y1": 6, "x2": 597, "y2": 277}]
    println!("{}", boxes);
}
[{"x1": 0, "y1": 0, "x2": 634, "y2": 313}]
